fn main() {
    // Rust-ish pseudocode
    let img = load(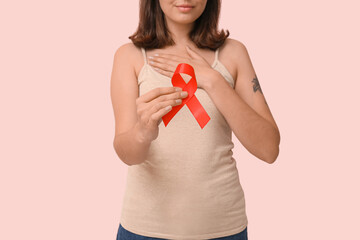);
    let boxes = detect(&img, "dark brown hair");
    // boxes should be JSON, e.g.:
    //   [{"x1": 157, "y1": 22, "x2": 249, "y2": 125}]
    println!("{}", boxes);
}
[{"x1": 129, "y1": 0, "x2": 229, "y2": 50}]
